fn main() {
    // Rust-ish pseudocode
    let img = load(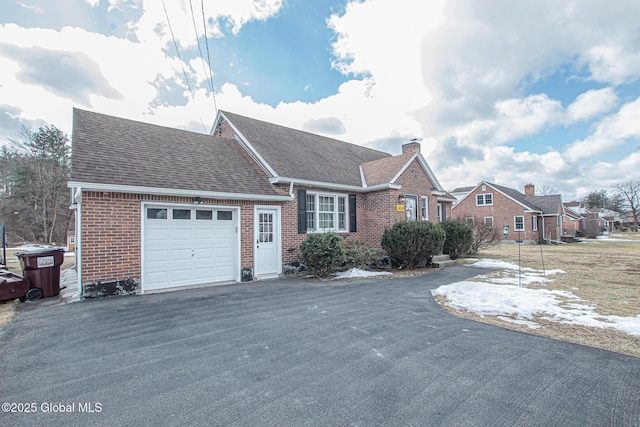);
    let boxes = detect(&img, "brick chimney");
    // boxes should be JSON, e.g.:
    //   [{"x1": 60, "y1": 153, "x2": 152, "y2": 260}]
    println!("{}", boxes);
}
[
  {"x1": 402, "y1": 139, "x2": 421, "y2": 154},
  {"x1": 524, "y1": 183, "x2": 535, "y2": 197}
]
